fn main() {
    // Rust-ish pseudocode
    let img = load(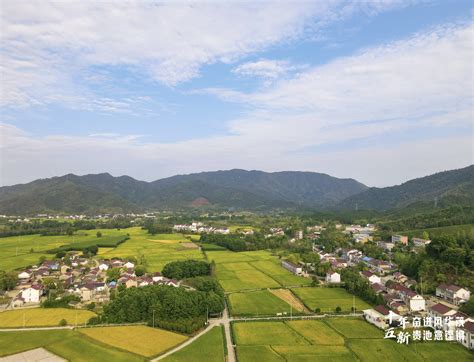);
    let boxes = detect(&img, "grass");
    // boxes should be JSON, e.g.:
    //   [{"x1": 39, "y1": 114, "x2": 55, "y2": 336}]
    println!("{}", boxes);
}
[
  {"x1": 79, "y1": 325, "x2": 187, "y2": 357},
  {"x1": 0, "y1": 308, "x2": 95, "y2": 327},
  {"x1": 47, "y1": 235, "x2": 129, "y2": 253},
  {"x1": 101, "y1": 228, "x2": 205, "y2": 272},
  {"x1": 215, "y1": 262, "x2": 280, "y2": 292},
  {"x1": 291, "y1": 287, "x2": 371, "y2": 313},
  {"x1": 251, "y1": 260, "x2": 311, "y2": 286},
  {"x1": 0, "y1": 330, "x2": 142, "y2": 361},
  {"x1": 286, "y1": 320, "x2": 345, "y2": 345},
  {"x1": 0, "y1": 228, "x2": 129, "y2": 271},
  {"x1": 348, "y1": 339, "x2": 423, "y2": 361},
  {"x1": 229, "y1": 290, "x2": 294, "y2": 317},
  {"x1": 232, "y1": 321, "x2": 309, "y2": 346},
  {"x1": 325, "y1": 318, "x2": 383, "y2": 339},
  {"x1": 236, "y1": 346, "x2": 284, "y2": 361},
  {"x1": 163, "y1": 326, "x2": 225, "y2": 362},
  {"x1": 272, "y1": 345, "x2": 355, "y2": 361},
  {"x1": 269, "y1": 289, "x2": 309, "y2": 313}
]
